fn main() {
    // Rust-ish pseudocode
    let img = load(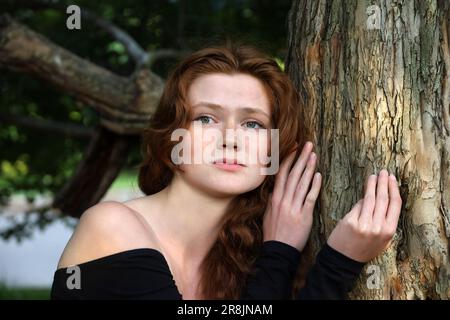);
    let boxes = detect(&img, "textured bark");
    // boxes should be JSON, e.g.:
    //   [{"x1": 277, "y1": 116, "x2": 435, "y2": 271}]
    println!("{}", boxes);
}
[{"x1": 286, "y1": 0, "x2": 450, "y2": 299}]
